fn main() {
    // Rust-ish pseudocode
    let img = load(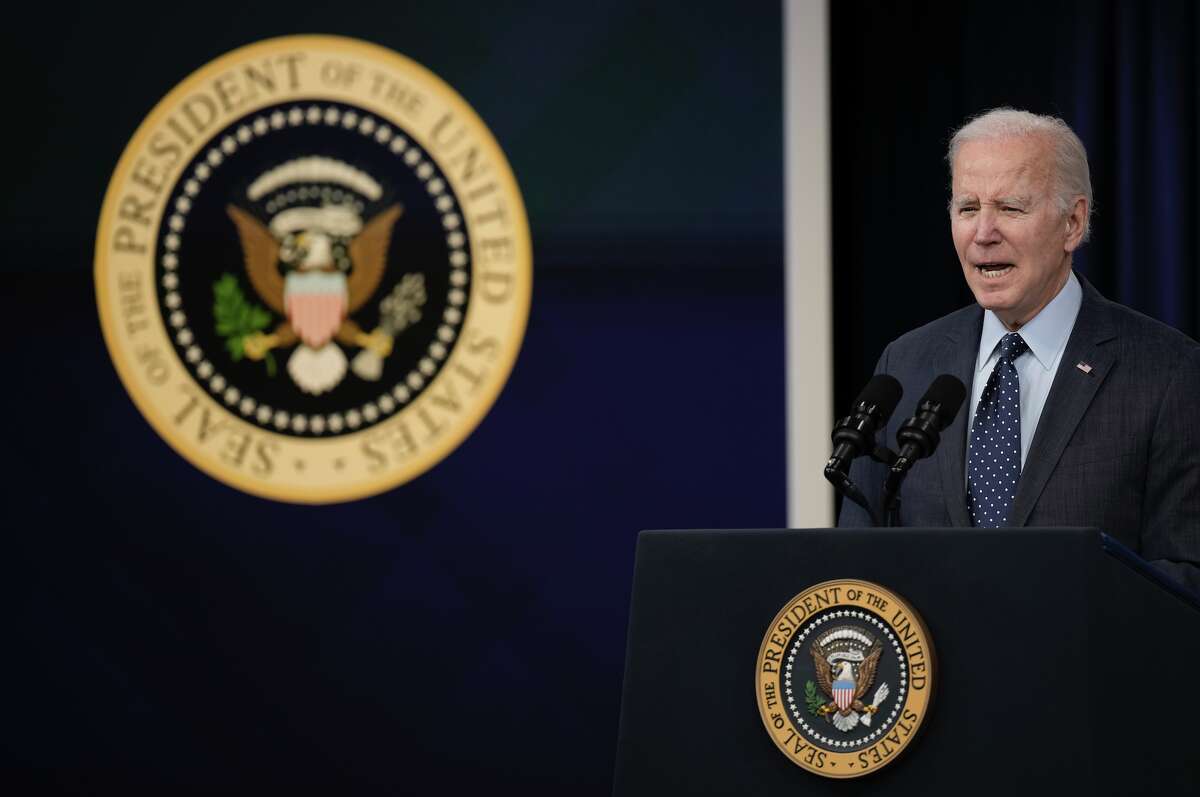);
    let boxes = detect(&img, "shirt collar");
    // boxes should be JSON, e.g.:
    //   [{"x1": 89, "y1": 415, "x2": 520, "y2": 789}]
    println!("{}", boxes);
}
[{"x1": 976, "y1": 270, "x2": 1082, "y2": 372}]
